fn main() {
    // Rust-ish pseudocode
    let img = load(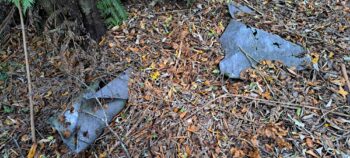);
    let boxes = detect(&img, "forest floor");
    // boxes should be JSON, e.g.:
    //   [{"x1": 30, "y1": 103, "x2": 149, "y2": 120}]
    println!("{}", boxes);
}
[{"x1": 1, "y1": 0, "x2": 350, "y2": 157}]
